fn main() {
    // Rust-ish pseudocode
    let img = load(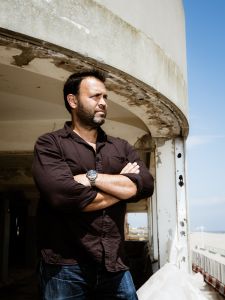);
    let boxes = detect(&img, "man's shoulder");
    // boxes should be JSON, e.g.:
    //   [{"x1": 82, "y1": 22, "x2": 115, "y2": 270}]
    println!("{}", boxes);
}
[{"x1": 36, "y1": 127, "x2": 67, "y2": 144}]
